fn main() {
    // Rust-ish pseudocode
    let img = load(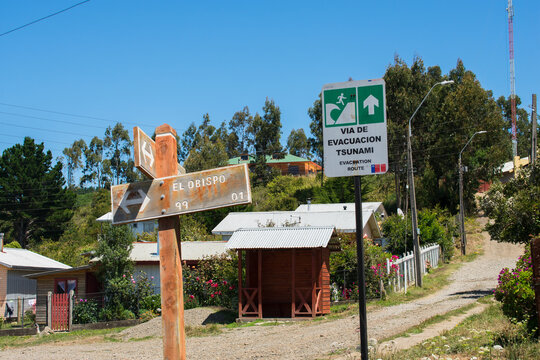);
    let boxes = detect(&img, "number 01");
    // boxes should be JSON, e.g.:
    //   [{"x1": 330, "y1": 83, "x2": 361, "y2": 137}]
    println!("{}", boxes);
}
[{"x1": 231, "y1": 192, "x2": 244, "y2": 201}]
